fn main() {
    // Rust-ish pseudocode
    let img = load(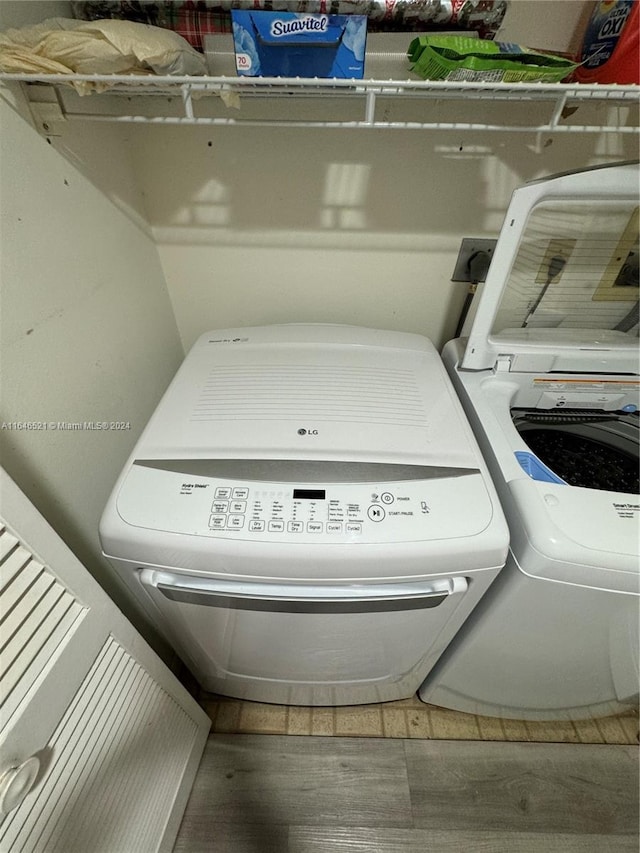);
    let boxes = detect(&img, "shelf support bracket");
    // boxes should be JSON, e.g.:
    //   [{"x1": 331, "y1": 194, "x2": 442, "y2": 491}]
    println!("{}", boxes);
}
[
  {"x1": 181, "y1": 84, "x2": 195, "y2": 120},
  {"x1": 29, "y1": 99, "x2": 66, "y2": 138},
  {"x1": 548, "y1": 91, "x2": 569, "y2": 131},
  {"x1": 364, "y1": 90, "x2": 376, "y2": 126},
  {"x1": 13, "y1": 82, "x2": 67, "y2": 137}
]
